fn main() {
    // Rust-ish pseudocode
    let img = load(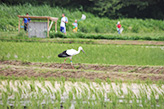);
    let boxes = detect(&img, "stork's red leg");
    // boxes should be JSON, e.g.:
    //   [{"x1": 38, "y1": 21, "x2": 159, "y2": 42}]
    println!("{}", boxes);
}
[
  {"x1": 70, "y1": 59, "x2": 74, "y2": 69},
  {"x1": 61, "y1": 58, "x2": 67, "y2": 69}
]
